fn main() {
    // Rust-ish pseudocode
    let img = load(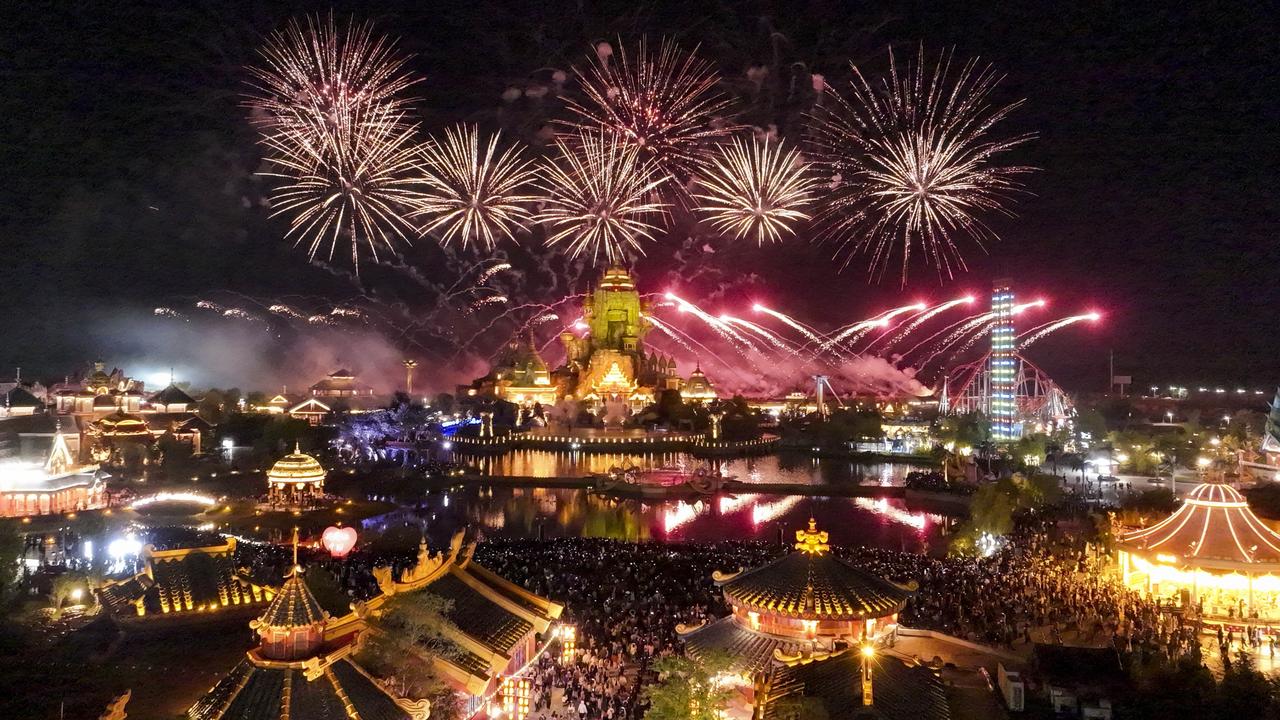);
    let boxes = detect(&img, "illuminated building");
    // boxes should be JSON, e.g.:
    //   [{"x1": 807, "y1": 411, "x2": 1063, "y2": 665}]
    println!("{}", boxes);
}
[
  {"x1": 989, "y1": 279, "x2": 1017, "y2": 441},
  {"x1": 466, "y1": 268, "x2": 705, "y2": 424},
  {"x1": 96, "y1": 537, "x2": 272, "y2": 623},
  {"x1": 186, "y1": 561, "x2": 430, "y2": 720},
  {"x1": 187, "y1": 531, "x2": 562, "y2": 720},
  {"x1": 1118, "y1": 481, "x2": 1280, "y2": 623},
  {"x1": 52, "y1": 360, "x2": 144, "y2": 416},
  {"x1": 280, "y1": 369, "x2": 385, "y2": 425},
  {"x1": 1, "y1": 384, "x2": 43, "y2": 418},
  {"x1": 681, "y1": 519, "x2": 947, "y2": 720},
  {"x1": 680, "y1": 363, "x2": 718, "y2": 403},
  {"x1": 0, "y1": 428, "x2": 103, "y2": 517},
  {"x1": 265, "y1": 446, "x2": 326, "y2": 506}
]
